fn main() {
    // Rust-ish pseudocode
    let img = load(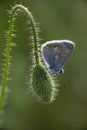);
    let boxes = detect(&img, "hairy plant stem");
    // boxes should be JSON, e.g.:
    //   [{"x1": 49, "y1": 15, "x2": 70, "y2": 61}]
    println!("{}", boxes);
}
[{"x1": 0, "y1": 5, "x2": 40, "y2": 111}]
